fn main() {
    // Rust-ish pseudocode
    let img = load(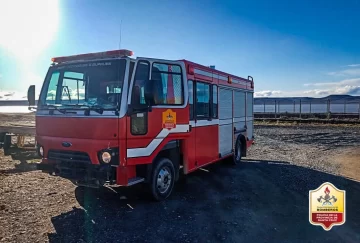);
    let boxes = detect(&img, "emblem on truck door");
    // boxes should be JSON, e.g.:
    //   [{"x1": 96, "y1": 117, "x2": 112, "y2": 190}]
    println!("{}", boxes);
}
[
  {"x1": 162, "y1": 109, "x2": 176, "y2": 130},
  {"x1": 62, "y1": 142, "x2": 72, "y2": 147}
]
